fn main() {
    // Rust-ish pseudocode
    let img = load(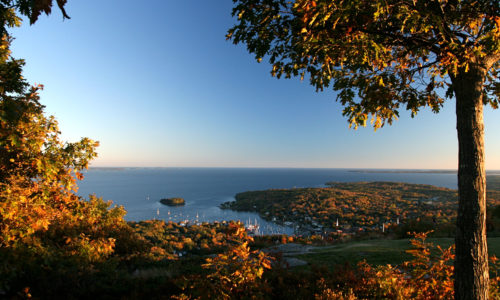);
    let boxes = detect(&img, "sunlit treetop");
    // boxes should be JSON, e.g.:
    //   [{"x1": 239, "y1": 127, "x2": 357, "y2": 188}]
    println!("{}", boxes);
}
[
  {"x1": 0, "y1": 0, "x2": 69, "y2": 35},
  {"x1": 0, "y1": 0, "x2": 70, "y2": 97},
  {"x1": 0, "y1": 0, "x2": 101, "y2": 247},
  {"x1": 228, "y1": 0, "x2": 500, "y2": 128},
  {"x1": 0, "y1": 0, "x2": 93, "y2": 190}
]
